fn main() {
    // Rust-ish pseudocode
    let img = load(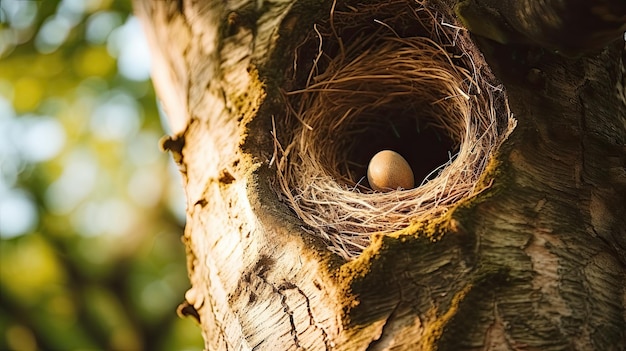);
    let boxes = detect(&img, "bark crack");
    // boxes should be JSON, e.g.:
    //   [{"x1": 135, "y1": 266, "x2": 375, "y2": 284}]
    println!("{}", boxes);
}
[
  {"x1": 276, "y1": 283, "x2": 303, "y2": 350},
  {"x1": 253, "y1": 275, "x2": 304, "y2": 350},
  {"x1": 285, "y1": 282, "x2": 333, "y2": 351},
  {"x1": 251, "y1": 256, "x2": 329, "y2": 349}
]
